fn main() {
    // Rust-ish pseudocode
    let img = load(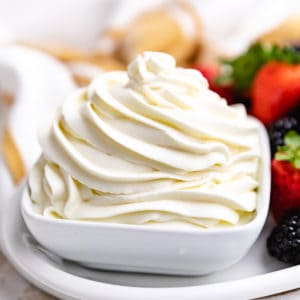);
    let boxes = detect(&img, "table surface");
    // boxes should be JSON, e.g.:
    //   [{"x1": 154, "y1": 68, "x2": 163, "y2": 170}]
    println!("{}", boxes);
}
[{"x1": 0, "y1": 251, "x2": 299, "y2": 300}]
